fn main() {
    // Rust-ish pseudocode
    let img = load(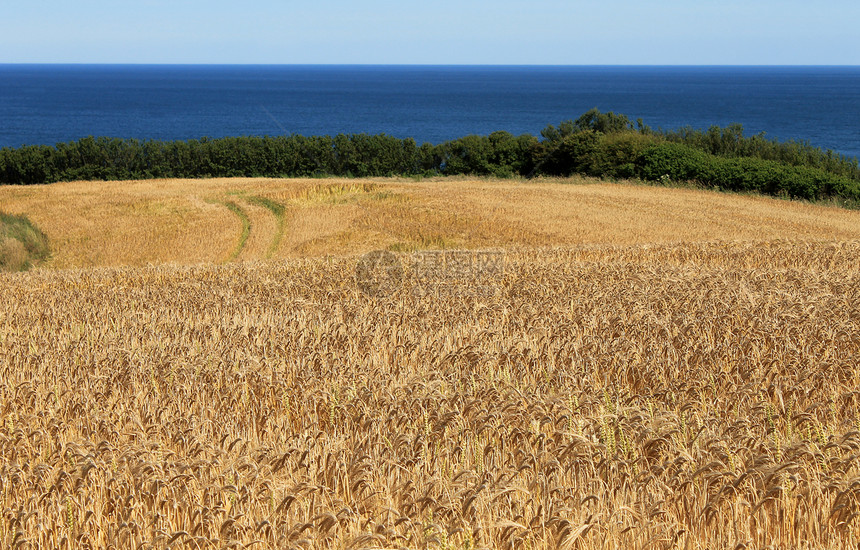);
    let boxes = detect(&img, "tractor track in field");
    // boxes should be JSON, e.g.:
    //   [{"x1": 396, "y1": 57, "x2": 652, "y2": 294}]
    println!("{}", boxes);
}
[
  {"x1": 244, "y1": 195, "x2": 287, "y2": 259},
  {"x1": 220, "y1": 200, "x2": 251, "y2": 262},
  {"x1": 216, "y1": 194, "x2": 286, "y2": 262}
]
